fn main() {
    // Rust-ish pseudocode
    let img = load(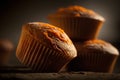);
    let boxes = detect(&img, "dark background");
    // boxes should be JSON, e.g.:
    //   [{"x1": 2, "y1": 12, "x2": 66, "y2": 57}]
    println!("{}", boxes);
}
[{"x1": 0, "y1": 0, "x2": 120, "y2": 73}]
